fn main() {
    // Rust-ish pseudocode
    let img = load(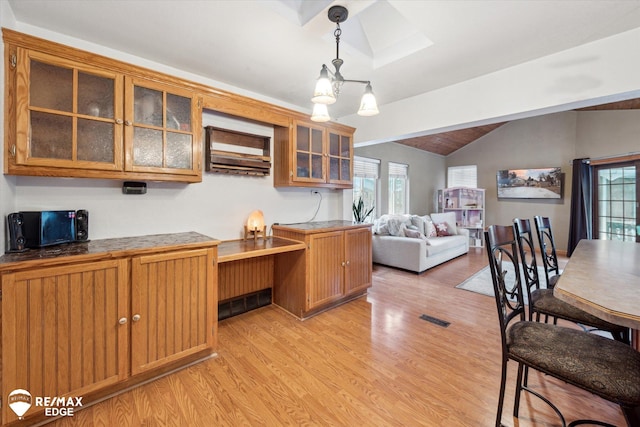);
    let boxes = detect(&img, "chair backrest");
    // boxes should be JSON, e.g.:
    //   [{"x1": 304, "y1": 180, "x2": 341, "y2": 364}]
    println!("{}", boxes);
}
[
  {"x1": 513, "y1": 218, "x2": 544, "y2": 317},
  {"x1": 534, "y1": 216, "x2": 559, "y2": 288},
  {"x1": 484, "y1": 225, "x2": 527, "y2": 351}
]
